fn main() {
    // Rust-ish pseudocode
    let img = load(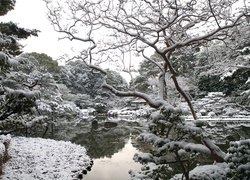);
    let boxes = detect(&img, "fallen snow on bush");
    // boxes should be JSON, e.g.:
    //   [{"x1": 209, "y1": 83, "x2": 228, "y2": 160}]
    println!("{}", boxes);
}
[
  {"x1": 2, "y1": 136, "x2": 92, "y2": 179},
  {"x1": 171, "y1": 163, "x2": 229, "y2": 180}
]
